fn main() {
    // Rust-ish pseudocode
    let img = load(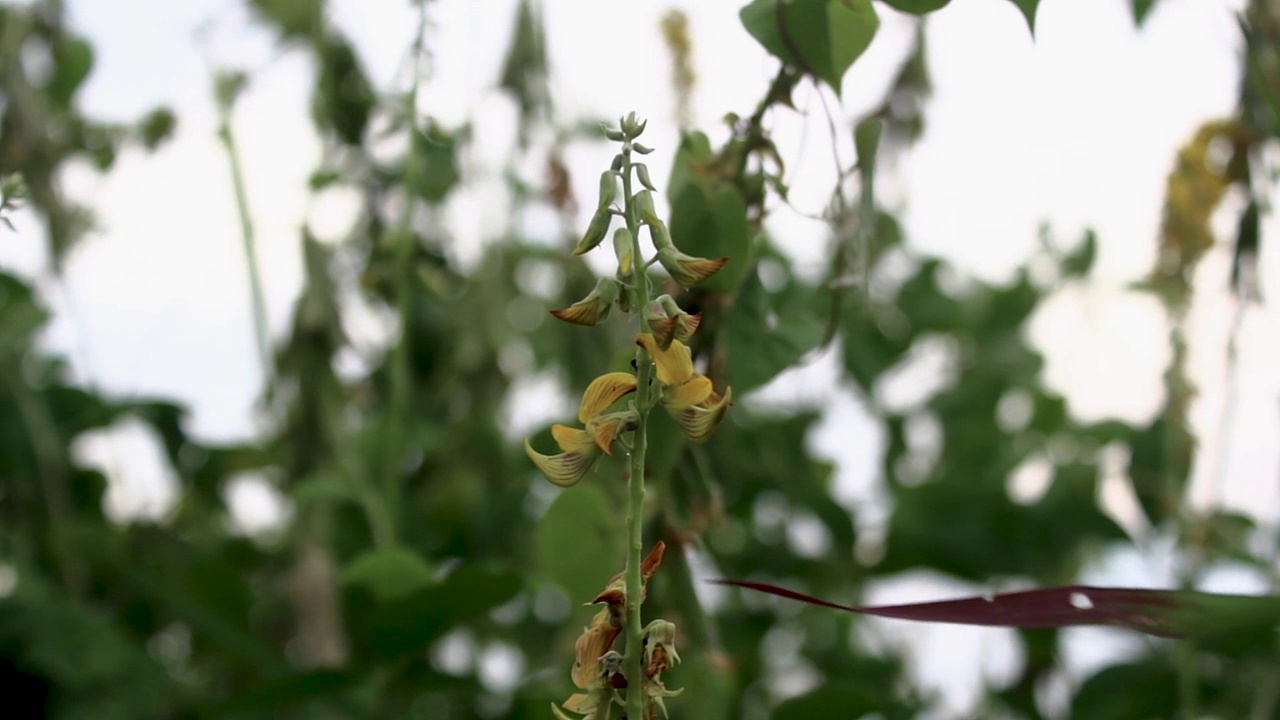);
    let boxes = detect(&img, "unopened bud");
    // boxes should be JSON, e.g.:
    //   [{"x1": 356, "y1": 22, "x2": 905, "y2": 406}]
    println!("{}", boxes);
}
[
  {"x1": 636, "y1": 163, "x2": 657, "y2": 192},
  {"x1": 550, "y1": 277, "x2": 622, "y2": 326},
  {"x1": 632, "y1": 143, "x2": 655, "y2": 155},
  {"x1": 572, "y1": 209, "x2": 612, "y2": 256},
  {"x1": 613, "y1": 228, "x2": 635, "y2": 276},
  {"x1": 596, "y1": 171, "x2": 618, "y2": 212},
  {"x1": 632, "y1": 190, "x2": 662, "y2": 226},
  {"x1": 657, "y1": 245, "x2": 728, "y2": 286}
]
